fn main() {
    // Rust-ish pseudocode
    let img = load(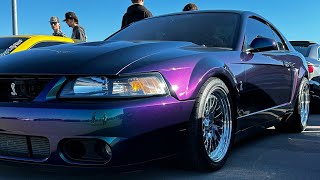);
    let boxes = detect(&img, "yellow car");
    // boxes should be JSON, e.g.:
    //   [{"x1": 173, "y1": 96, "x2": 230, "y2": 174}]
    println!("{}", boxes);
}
[{"x1": 0, "y1": 35, "x2": 75, "y2": 56}]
